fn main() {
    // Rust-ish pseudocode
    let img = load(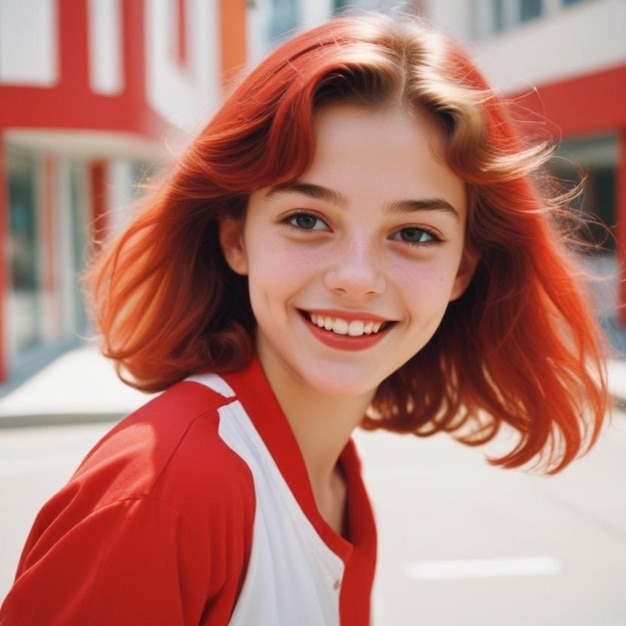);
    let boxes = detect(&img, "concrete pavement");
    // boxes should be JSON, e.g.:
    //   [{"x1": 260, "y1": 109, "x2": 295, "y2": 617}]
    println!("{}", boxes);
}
[
  {"x1": 3, "y1": 397, "x2": 625, "y2": 625},
  {"x1": 0, "y1": 344, "x2": 624, "y2": 428},
  {"x1": 0, "y1": 346, "x2": 152, "y2": 427}
]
